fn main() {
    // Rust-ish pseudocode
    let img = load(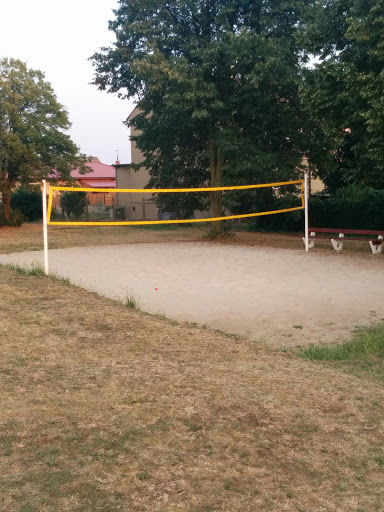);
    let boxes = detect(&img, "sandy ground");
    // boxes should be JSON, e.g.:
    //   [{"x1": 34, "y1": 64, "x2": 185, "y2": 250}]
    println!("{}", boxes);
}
[{"x1": 1, "y1": 242, "x2": 384, "y2": 347}]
